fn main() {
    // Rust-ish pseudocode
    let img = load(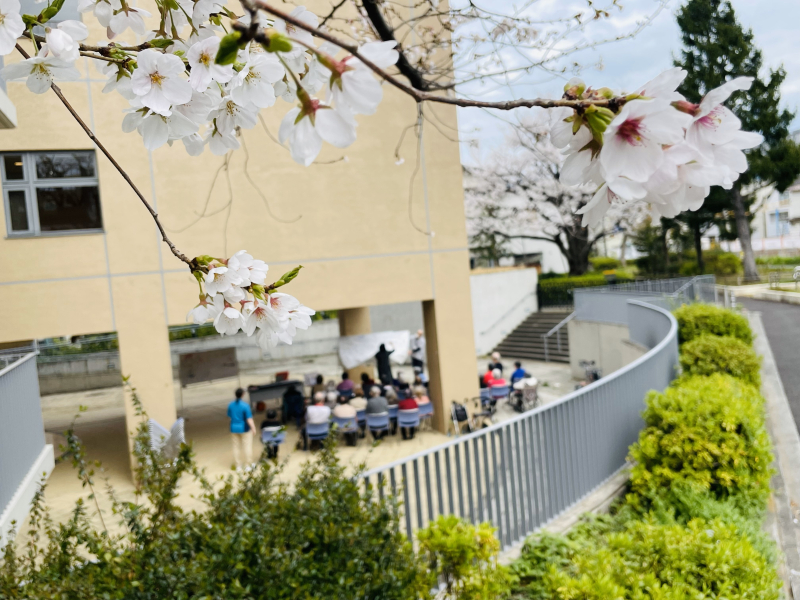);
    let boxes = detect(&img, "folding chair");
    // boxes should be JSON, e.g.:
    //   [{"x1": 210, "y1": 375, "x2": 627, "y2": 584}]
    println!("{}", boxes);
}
[
  {"x1": 366, "y1": 412, "x2": 390, "y2": 440},
  {"x1": 261, "y1": 426, "x2": 286, "y2": 458},
  {"x1": 397, "y1": 409, "x2": 420, "y2": 440},
  {"x1": 417, "y1": 402, "x2": 434, "y2": 430},
  {"x1": 305, "y1": 421, "x2": 330, "y2": 450}
]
